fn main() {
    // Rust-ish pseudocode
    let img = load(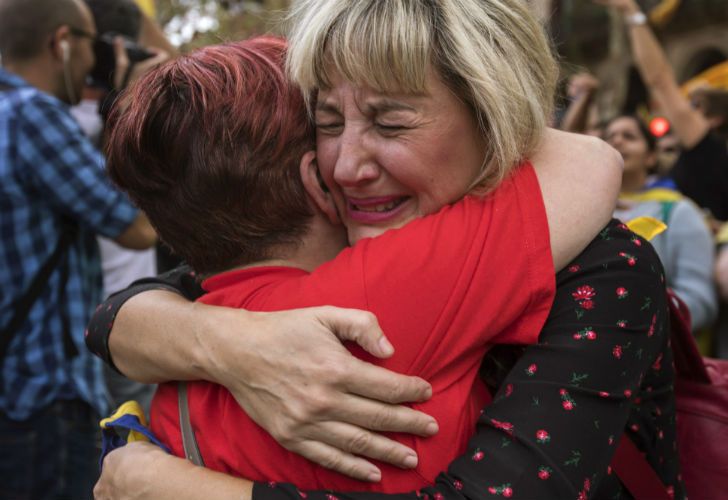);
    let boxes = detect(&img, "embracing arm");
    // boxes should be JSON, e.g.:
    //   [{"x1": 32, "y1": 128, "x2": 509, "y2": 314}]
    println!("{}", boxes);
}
[
  {"x1": 86, "y1": 269, "x2": 436, "y2": 480},
  {"x1": 531, "y1": 128, "x2": 623, "y2": 270},
  {"x1": 97, "y1": 221, "x2": 669, "y2": 499}
]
